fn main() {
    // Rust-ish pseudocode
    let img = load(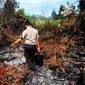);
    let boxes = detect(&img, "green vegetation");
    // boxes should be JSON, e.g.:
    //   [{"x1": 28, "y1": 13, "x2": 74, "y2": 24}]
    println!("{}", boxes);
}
[{"x1": 0, "y1": 0, "x2": 85, "y2": 45}]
